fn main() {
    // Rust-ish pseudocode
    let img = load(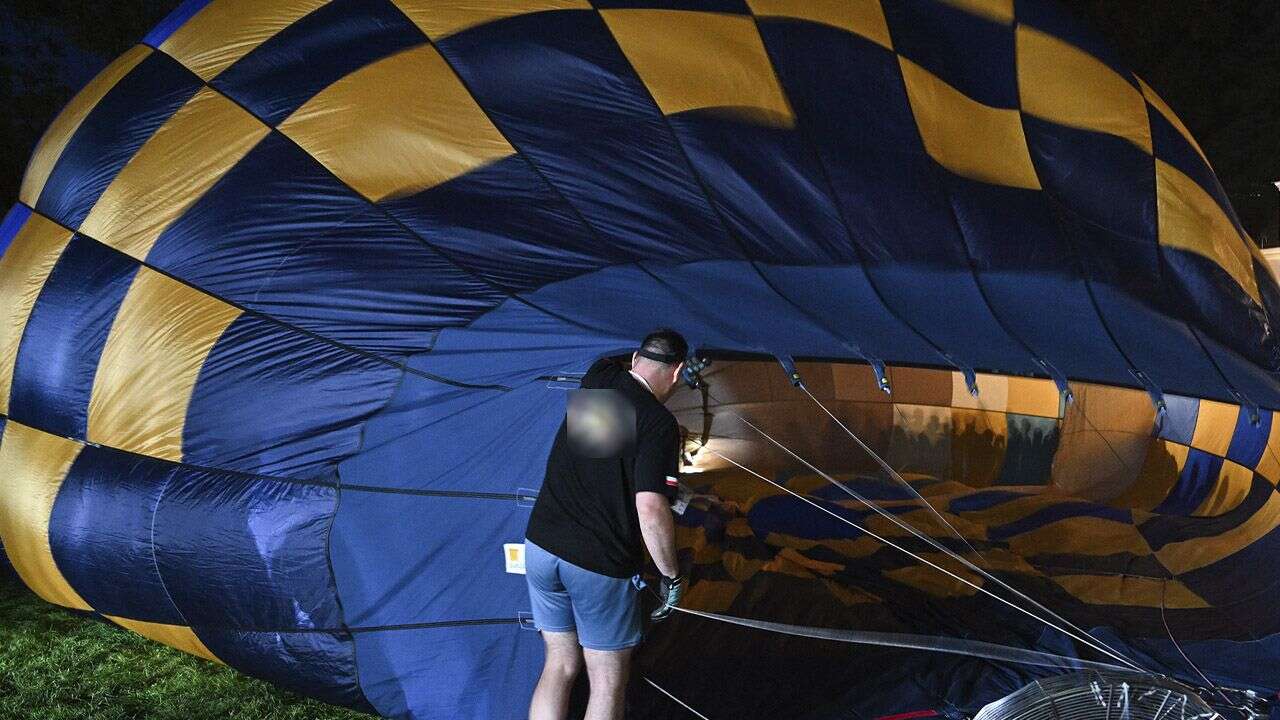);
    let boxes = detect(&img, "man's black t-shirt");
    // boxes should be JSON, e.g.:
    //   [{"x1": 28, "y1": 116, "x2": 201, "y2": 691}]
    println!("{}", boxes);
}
[{"x1": 526, "y1": 358, "x2": 680, "y2": 578}]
